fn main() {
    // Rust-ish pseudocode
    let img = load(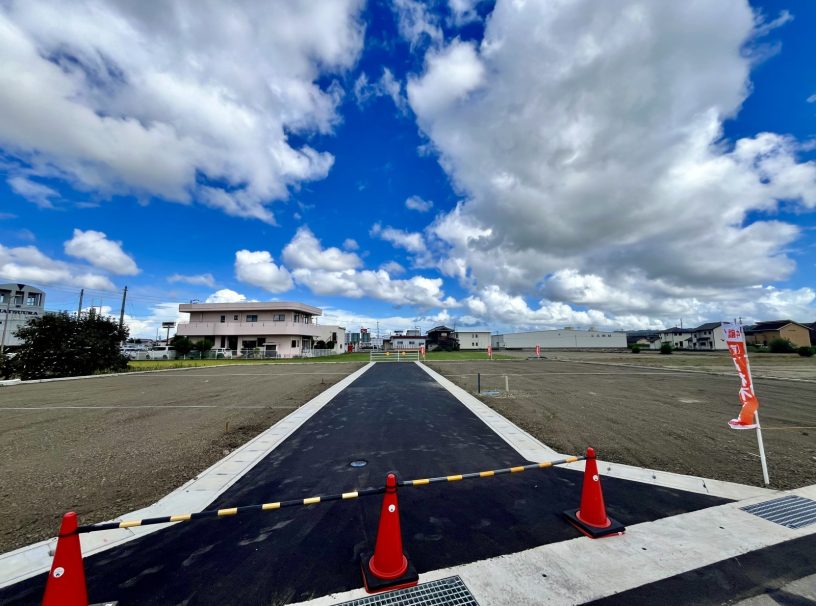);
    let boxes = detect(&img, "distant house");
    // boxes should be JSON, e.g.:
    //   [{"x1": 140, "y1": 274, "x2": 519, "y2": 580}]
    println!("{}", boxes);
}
[
  {"x1": 454, "y1": 330, "x2": 492, "y2": 350},
  {"x1": 691, "y1": 322, "x2": 727, "y2": 350},
  {"x1": 745, "y1": 320, "x2": 812, "y2": 348},
  {"x1": 385, "y1": 334, "x2": 427, "y2": 351},
  {"x1": 658, "y1": 327, "x2": 694, "y2": 349},
  {"x1": 426, "y1": 325, "x2": 458, "y2": 350}
]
